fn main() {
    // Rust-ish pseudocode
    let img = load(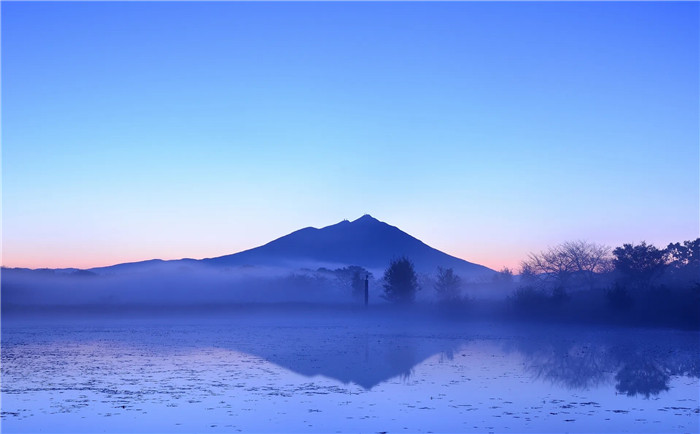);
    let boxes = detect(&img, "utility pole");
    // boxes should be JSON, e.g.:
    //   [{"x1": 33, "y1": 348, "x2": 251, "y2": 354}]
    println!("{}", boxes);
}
[{"x1": 364, "y1": 274, "x2": 369, "y2": 307}]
